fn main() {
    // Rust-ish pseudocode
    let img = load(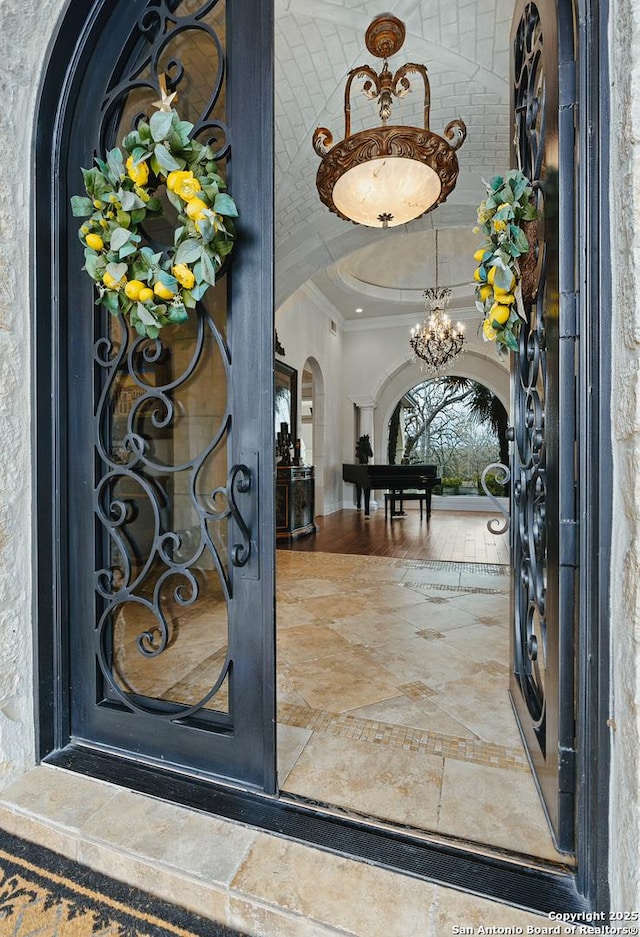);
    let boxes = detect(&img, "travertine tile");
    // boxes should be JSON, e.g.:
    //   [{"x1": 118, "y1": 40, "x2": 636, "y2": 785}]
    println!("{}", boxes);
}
[
  {"x1": 280, "y1": 733, "x2": 443, "y2": 829},
  {"x1": 277, "y1": 622, "x2": 355, "y2": 663},
  {"x1": 232, "y1": 834, "x2": 436, "y2": 937},
  {"x1": 81, "y1": 789, "x2": 258, "y2": 884},
  {"x1": 0, "y1": 765, "x2": 117, "y2": 831},
  {"x1": 432, "y1": 882, "x2": 553, "y2": 931},
  {"x1": 287, "y1": 644, "x2": 400, "y2": 711},
  {"x1": 277, "y1": 723, "x2": 313, "y2": 784},
  {"x1": 438, "y1": 759, "x2": 567, "y2": 862},
  {"x1": 431, "y1": 669, "x2": 523, "y2": 748}
]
